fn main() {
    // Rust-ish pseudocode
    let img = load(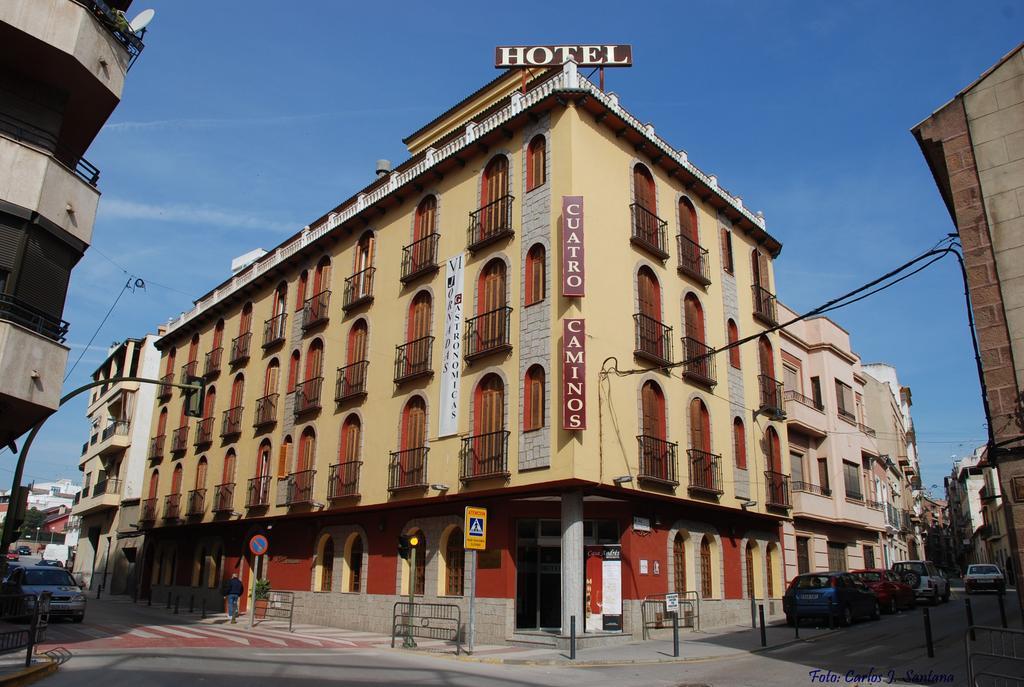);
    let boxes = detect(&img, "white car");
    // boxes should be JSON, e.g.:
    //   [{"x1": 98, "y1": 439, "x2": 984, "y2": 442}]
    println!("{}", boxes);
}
[
  {"x1": 964, "y1": 564, "x2": 1006, "y2": 594},
  {"x1": 893, "y1": 560, "x2": 950, "y2": 604}
]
